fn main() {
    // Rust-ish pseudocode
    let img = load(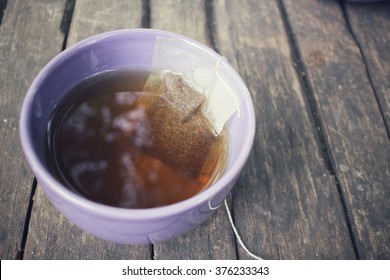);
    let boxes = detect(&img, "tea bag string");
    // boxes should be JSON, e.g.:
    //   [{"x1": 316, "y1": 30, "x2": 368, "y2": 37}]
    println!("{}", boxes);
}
[
  {"x1": 224, "y1": 199, "x2": 264, "y2": 260},
  {"x1": 215, "y1": 57, "x2": 241, "y2": 117}
]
